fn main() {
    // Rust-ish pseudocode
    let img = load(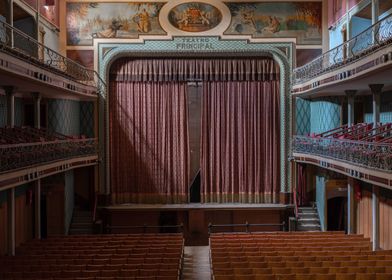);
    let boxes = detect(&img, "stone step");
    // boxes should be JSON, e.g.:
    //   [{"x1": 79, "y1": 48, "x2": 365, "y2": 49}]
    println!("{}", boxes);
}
[
  {"x1": 298, "y1": 217, "x2": 320, "y2": 222},
  {"x1": 70, "y1": 222, "x2": 93, "y2": 229},
  {"x1": 72, "y1": 216, "x2": 92, "y2": 223},
  {"x1": 69, "y1": 228, "x2": 93, "y2": 235},
  {"x1": 73, "y1": 212, "x2": 93, "y2": 218}
]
